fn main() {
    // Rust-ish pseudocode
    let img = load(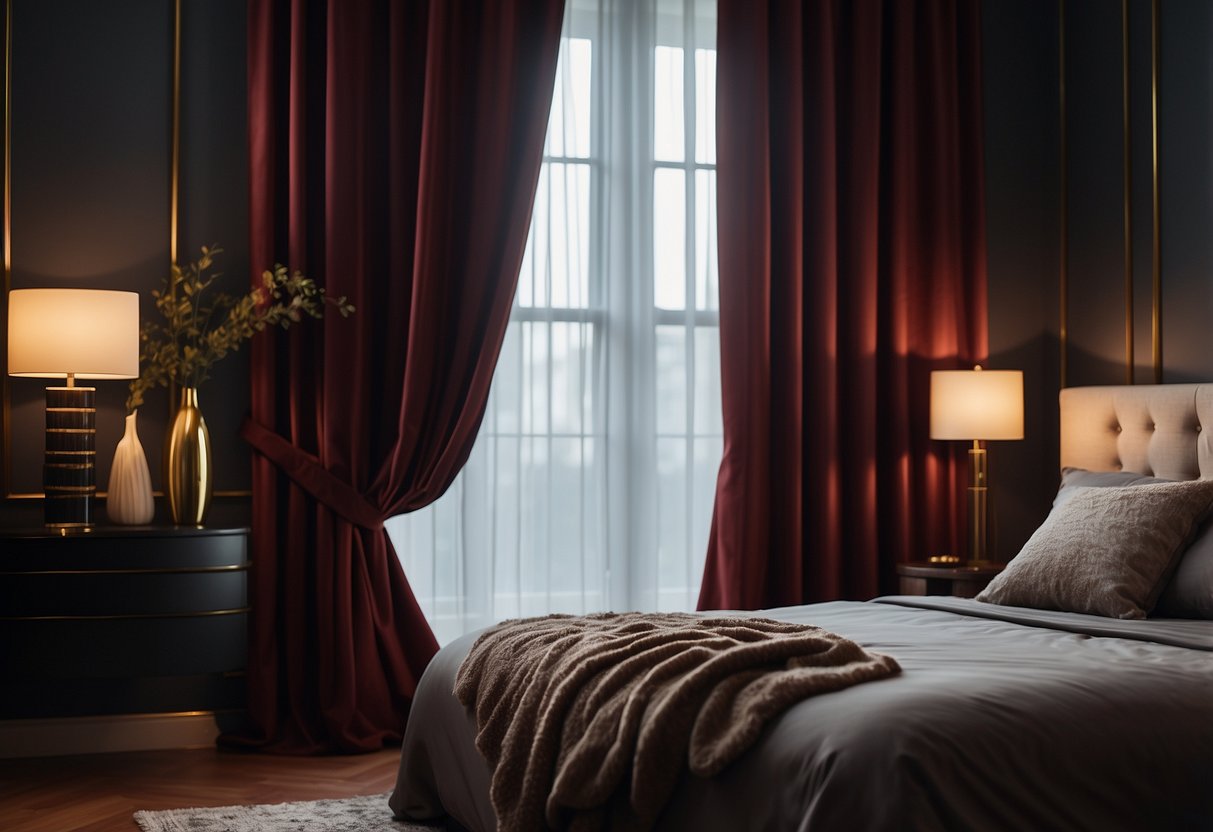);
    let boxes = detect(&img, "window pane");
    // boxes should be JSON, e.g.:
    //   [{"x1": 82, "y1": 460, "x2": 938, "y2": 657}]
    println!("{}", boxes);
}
[
  {"x1": 518, "y1": 436, "x2": 550, "y2": 618},
  {"x1": 656, "y1": 437, "x2": 688, "y2": 611},
  {"x1": 521, "y1": 322, "x2": 550, "y2": 434},
  {"x1": 549, "y1": 437, "x2": 586, "y2": 610},
  {"x1": 550, "y1": 163, "x2": 591, "y2": 308},
  {"x1": 694, "y1": 169, "x2": 718, "y2": 311},
  {"x1": 693, "y1": 326, "x2": 722, "y2": 435},
  {"x1": 385, "y1": 477, "x2": 465, "y2": 645},
  {"x1": 520, "y1": 163, "x2": 590, "y2": 309},
  {"x1": 391, "y1": 0, "x2": 722, "y2": 641},
  {"x1": 691, "y1": 435, "x2": 722, "y2": 590},
  {"x1": 656, "y1": 324, "x2": 687, "y2": 435},
  {"x1": 517, "y1": 166, "x2": 547, "y2": 308},
  {"x1": 493, "y1": 436, "x2": 520, "y2": 618},
  {"x1": 551, "y1": 321, "x2": 594, "y2": 435},
  {"x1": 546, "y1": 38, "x2": 592, "y2": 159},
  {"x1": 653, "y1": 168, "x2": 686, "y2": 310},
  {"x1": 654, "y1": 46, "x2": 684, "y2": 162},
  {"x1": 695, "y1": 49, "x2": 715, "y2": 164}
]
